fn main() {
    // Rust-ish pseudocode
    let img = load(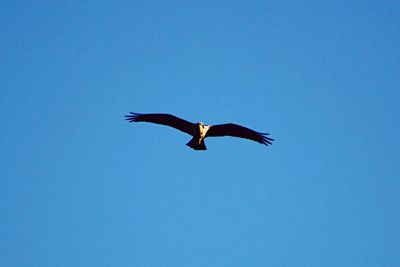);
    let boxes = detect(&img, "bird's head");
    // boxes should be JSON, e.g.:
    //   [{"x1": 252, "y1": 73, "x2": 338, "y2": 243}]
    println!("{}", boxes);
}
[{"x1": 196, "y1": 122, "x2": 210, "y2": 136}]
